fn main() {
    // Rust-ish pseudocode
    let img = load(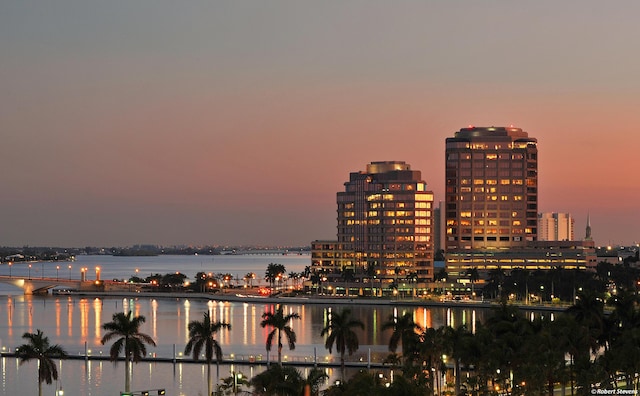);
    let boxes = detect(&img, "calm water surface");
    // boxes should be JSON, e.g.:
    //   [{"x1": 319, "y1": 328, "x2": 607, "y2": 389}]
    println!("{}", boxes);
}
[{"x1": 0, "y1": 255, "x2": 484, "y2": 395}]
